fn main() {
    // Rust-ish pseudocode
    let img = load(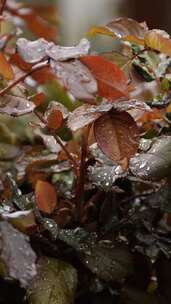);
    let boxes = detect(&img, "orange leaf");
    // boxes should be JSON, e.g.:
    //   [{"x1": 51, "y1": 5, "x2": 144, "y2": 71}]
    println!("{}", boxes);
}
[
  {"x1": 80, "y1": 55, "x2": 129, "y2": 100},
  {"x1": 35, "y1": 180, "x2": 57, "y2": 214},
  {"x1": 94, "y1": 110, "x2": 139, "y2": 164},
  {"x1": 145, "y1": 30, "x2": 171, "y2": 57},
  {"x1": 0, "y1": 52, "x2": 14, "y2": 80},
  {"x1": 88, "y1": 18, "x2": 147, "y2": 45}
]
